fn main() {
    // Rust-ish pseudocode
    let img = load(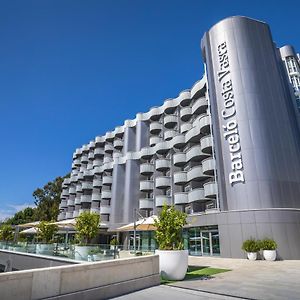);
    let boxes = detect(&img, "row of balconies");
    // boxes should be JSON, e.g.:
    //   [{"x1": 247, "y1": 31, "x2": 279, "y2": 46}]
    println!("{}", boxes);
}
[
  {"x1": 58, "y1": 205, "x2": 112, "y2": 220},
  {"x1": 139, "y1": 162, "x2": 214, "y2": 191},
  {"x1": 138, "y1": 182, "x2": 217, "y2": 209}
]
